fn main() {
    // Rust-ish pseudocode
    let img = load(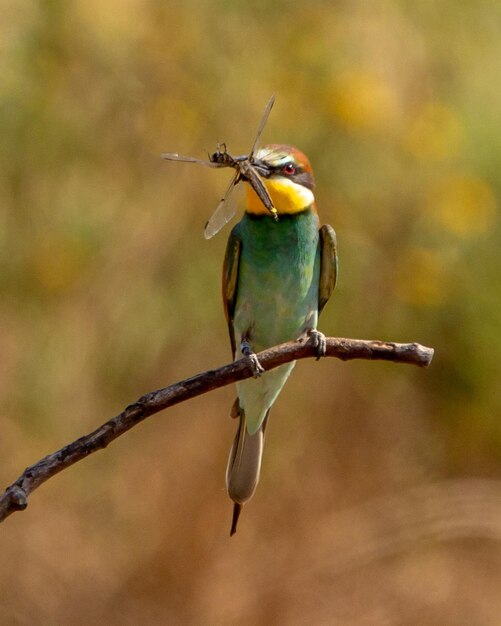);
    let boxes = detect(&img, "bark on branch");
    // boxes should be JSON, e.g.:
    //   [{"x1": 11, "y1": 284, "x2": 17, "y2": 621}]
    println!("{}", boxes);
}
[{"x1": 0, "y1": 336, "x2": 433, "y2": 524}]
